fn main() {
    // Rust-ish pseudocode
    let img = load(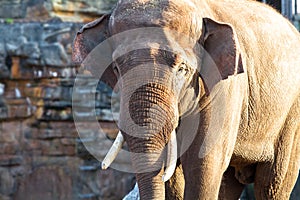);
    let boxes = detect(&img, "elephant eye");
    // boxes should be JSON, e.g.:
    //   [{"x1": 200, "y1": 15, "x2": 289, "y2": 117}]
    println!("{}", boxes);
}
[{"x1": 177, "y1": 62, "x2": 189, "y2": 76}]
